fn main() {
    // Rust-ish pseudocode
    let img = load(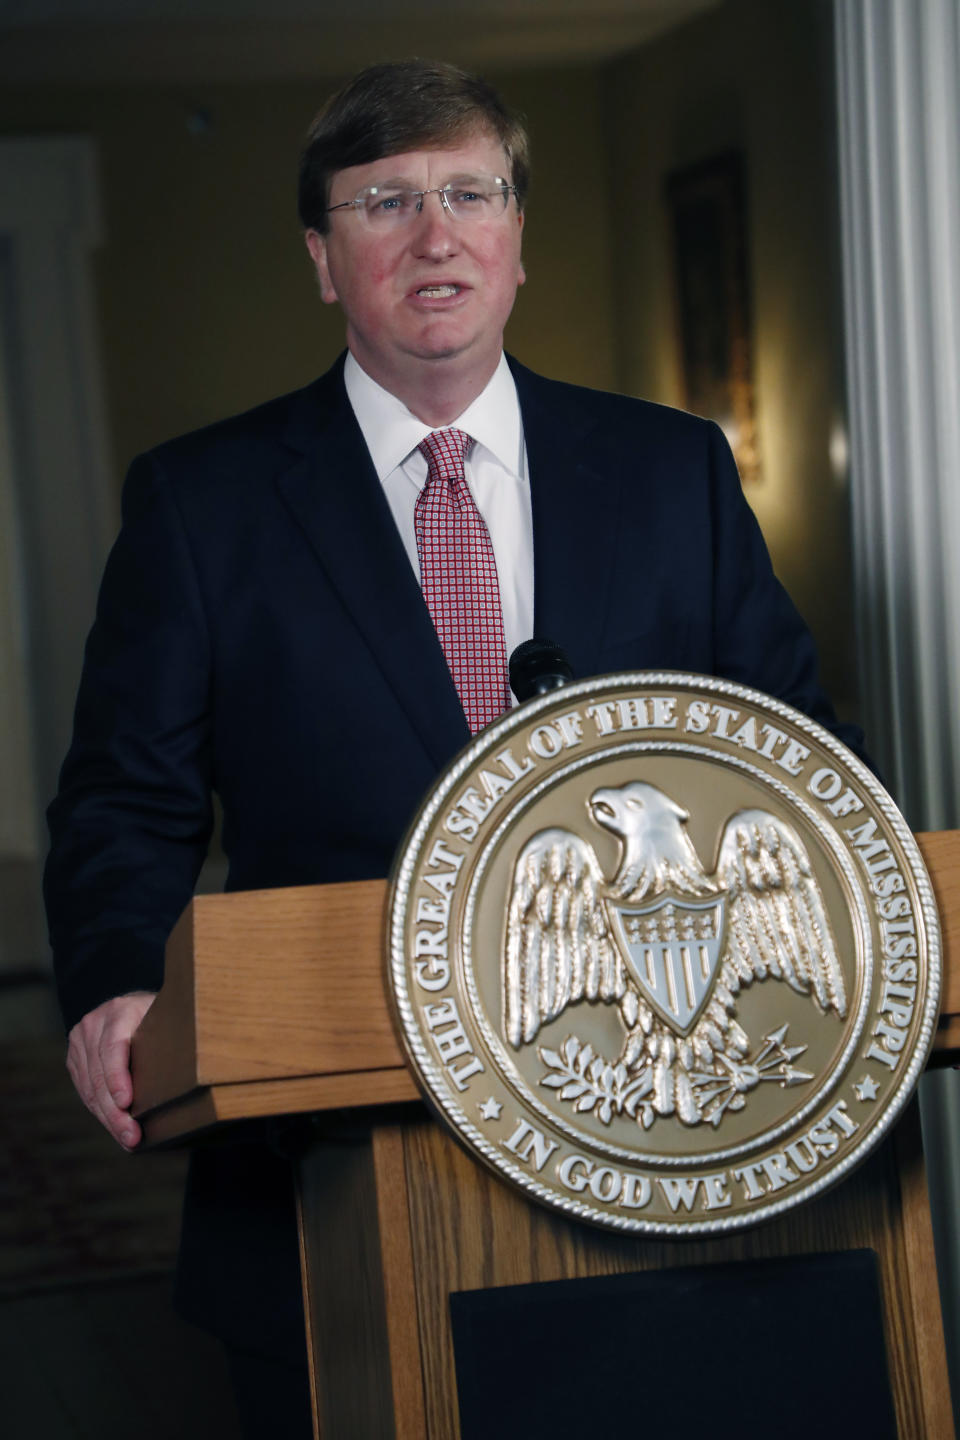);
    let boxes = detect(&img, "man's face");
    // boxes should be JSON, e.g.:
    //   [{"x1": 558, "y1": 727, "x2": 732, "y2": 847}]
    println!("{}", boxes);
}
[{"x1": 306, "y1": 130, "x2": 525, "y2": 397}]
